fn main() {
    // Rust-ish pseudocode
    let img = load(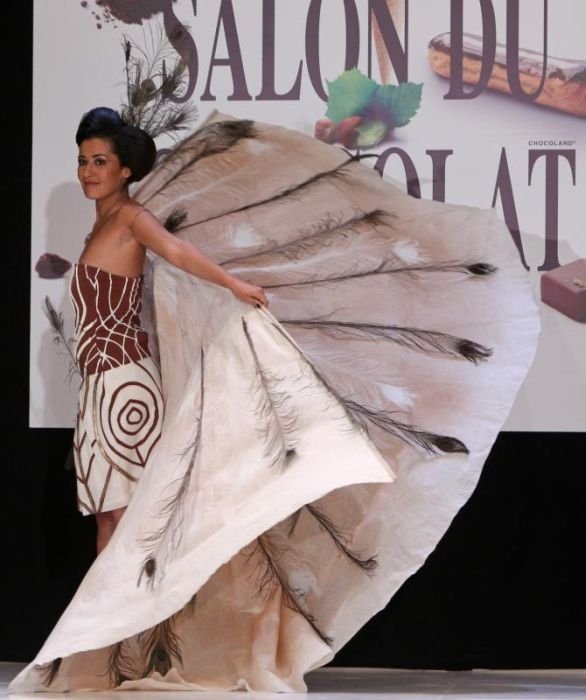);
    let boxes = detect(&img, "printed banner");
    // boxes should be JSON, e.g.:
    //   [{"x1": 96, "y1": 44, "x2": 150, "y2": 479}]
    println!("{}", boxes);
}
[{"x1": 31, "y1": 0, "x2": 585, "y2": 429}]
